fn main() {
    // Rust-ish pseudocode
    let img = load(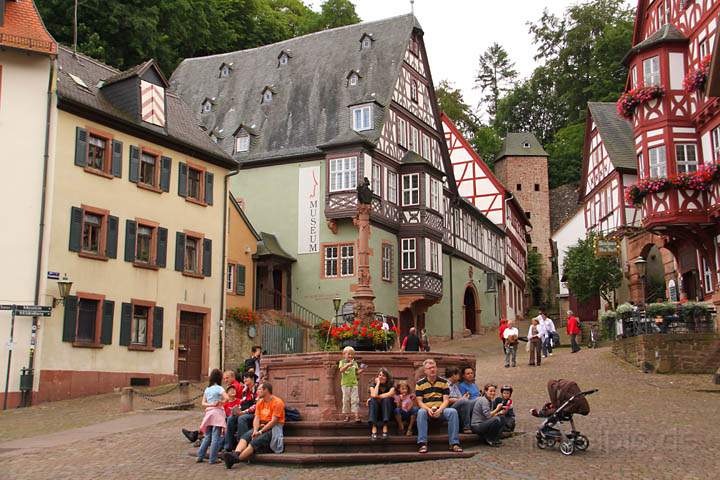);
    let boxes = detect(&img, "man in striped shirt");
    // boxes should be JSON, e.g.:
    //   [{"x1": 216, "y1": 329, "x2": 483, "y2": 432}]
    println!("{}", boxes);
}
[{"x1": 415, "y1": 358, "x2": 462, "y2": 453}]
